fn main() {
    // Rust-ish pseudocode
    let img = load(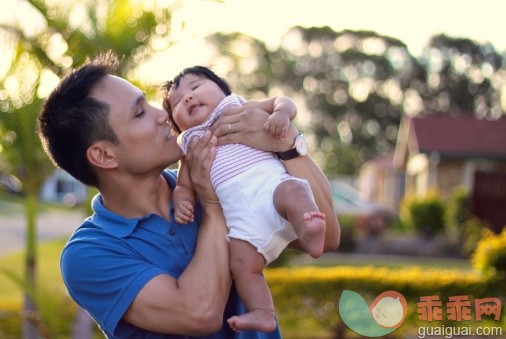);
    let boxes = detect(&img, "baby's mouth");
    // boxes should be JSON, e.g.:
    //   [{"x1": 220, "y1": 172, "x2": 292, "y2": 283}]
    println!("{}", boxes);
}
[{"x1": 189, "y1": 104, "x2": 199, "y2": 116}]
